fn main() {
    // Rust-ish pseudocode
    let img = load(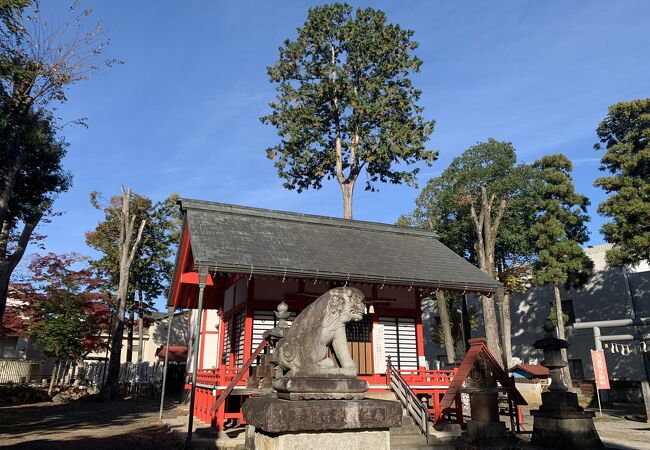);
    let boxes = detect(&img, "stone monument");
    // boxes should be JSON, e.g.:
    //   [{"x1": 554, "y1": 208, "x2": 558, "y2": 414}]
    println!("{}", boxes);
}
[
  {"x1": 243, "y1": 287, "x2": 402, "y2": 449},
  {"x1": 464, "y1": 353, "x2": 507, "y2": 441},
  {"x1": 531, "y1": 319, "x2": 604, "y2": 449}
]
